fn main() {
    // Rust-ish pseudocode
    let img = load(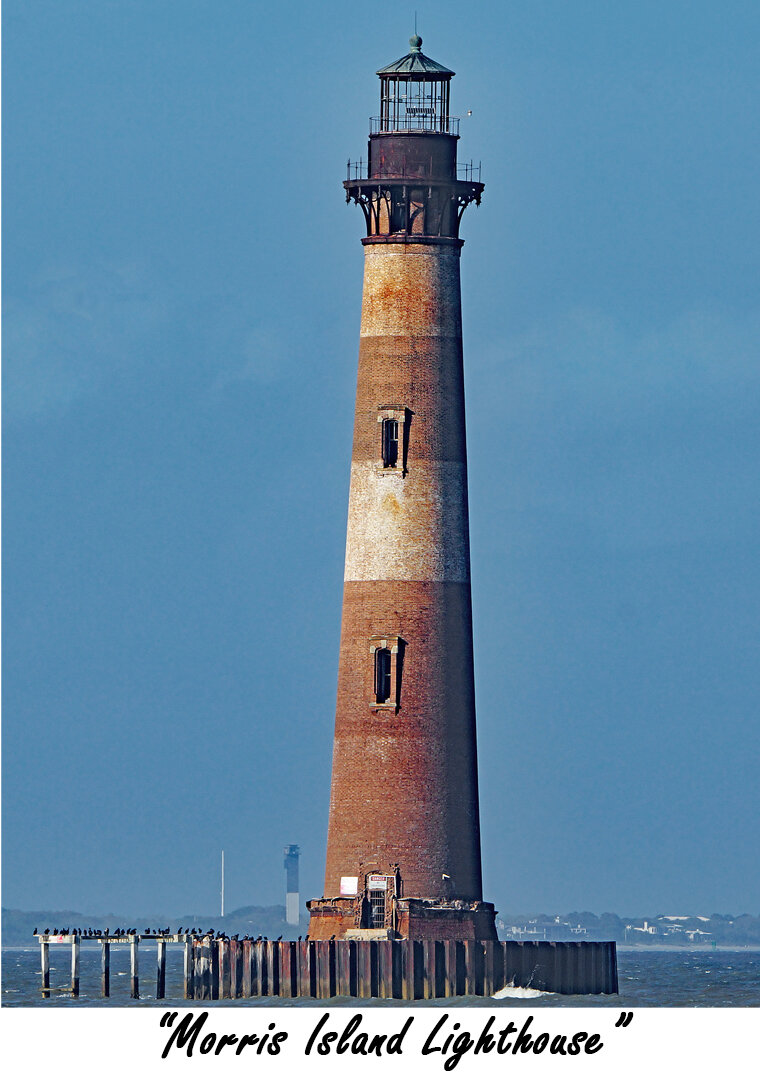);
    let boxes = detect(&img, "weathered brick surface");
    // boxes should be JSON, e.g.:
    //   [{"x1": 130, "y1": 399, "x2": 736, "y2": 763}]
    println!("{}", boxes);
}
[
  {"x1": 350, "y1": 335, "x2": 468, "y2": 464},
  {"x1": 306, "y1": 899, "x2": 359, "y2": 941},
  {"x1": 310, "y1": 239, "x2": 491, "y2": 940},
  {"x1": 395, "y1": 901, "x2": 498, "y2": 942},
  {"x1": 359, "y1": 244, "x2": 463, "y2": 339},
  {"x1": 324, "y1": 579, "x2": 482, "y2": 899},
  {"x1": 344, "y1": 462, "x2": 470, "y2": 582}
]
